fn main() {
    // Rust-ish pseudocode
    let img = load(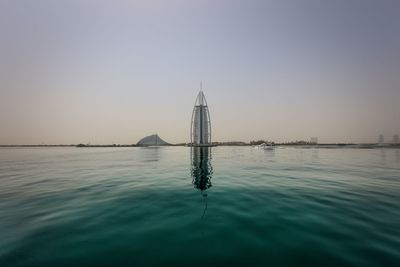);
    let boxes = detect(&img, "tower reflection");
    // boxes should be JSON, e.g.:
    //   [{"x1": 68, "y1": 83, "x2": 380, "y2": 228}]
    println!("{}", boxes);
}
[{"x1": 190, "y1": 147, "x2": 213, "y2": 218}]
